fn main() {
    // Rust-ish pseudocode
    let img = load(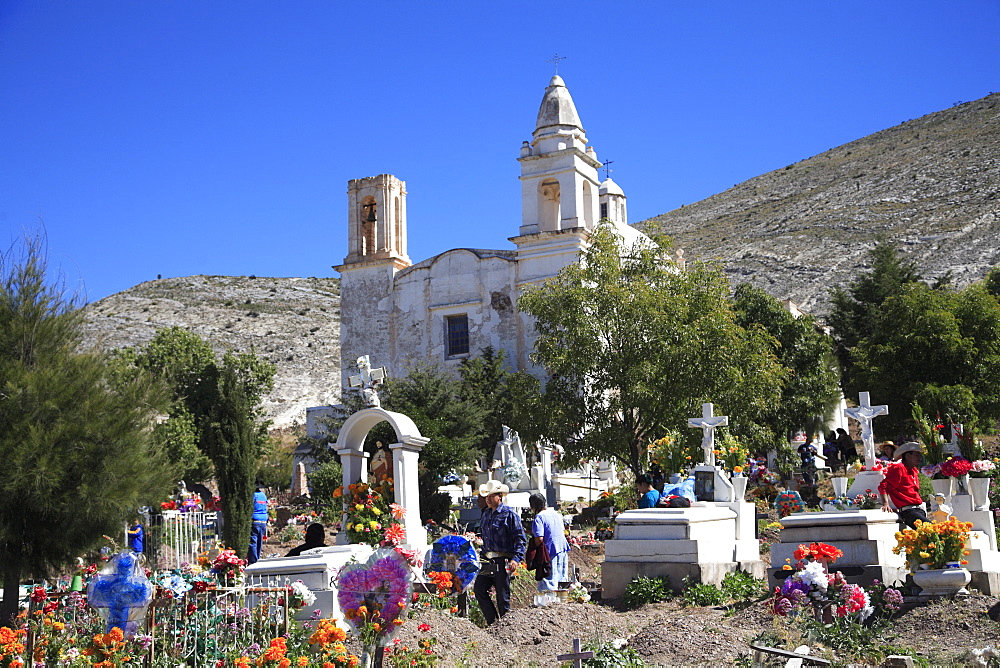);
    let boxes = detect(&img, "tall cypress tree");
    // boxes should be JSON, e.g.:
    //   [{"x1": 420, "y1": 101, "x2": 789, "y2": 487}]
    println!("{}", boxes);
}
[{"x1": 0, "y1": 236, "x2": 177, "y2": 622}]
